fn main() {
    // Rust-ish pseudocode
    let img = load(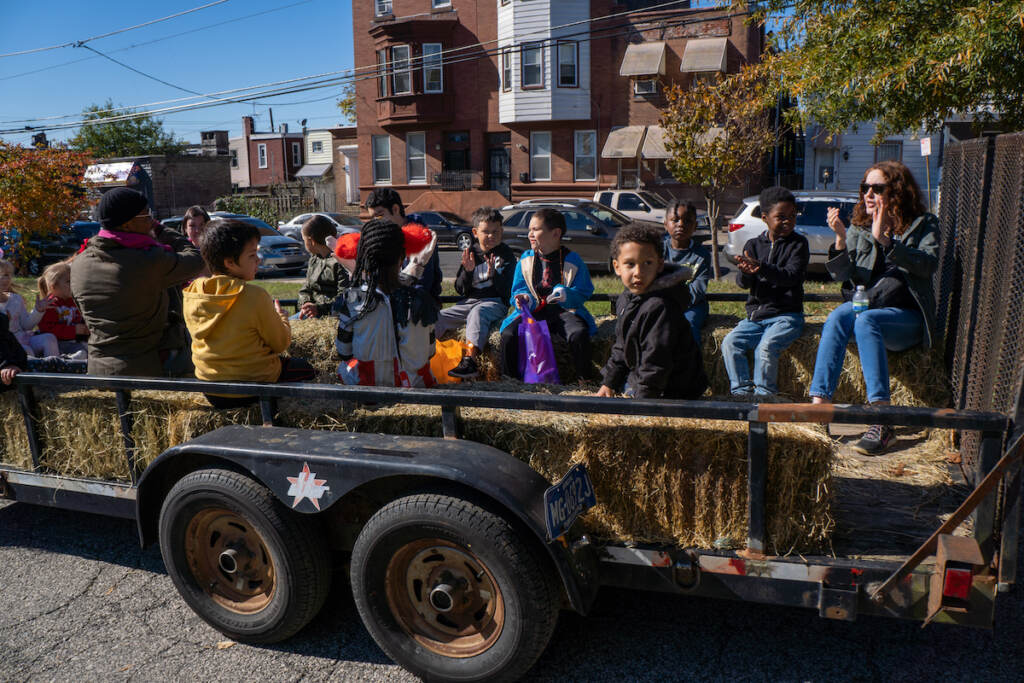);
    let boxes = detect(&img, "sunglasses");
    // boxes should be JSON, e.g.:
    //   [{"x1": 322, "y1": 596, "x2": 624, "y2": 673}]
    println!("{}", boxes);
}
[{"x1": 860, "y1": 183, "x2": 889, "y2": 195}]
